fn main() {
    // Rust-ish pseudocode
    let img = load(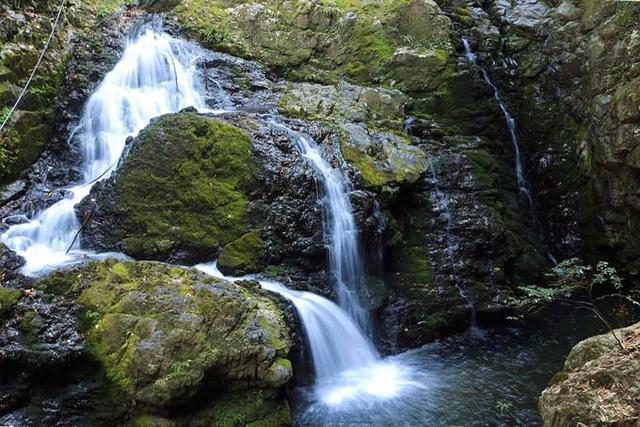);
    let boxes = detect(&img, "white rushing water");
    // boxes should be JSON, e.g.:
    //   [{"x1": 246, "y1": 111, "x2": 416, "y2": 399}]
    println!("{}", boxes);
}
[
  {"x1": 268, "y1": 122, "x2": 371, "y2": 334},
  {"x1": 1, "y1": 21, "x2": 205, "y2": 276},
  {"x1": 196, "y1": 262, "x2": 424, "y2": 408},
  {"x1": 462, "y1": 38, "x2": 534, "y2": 209}
]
